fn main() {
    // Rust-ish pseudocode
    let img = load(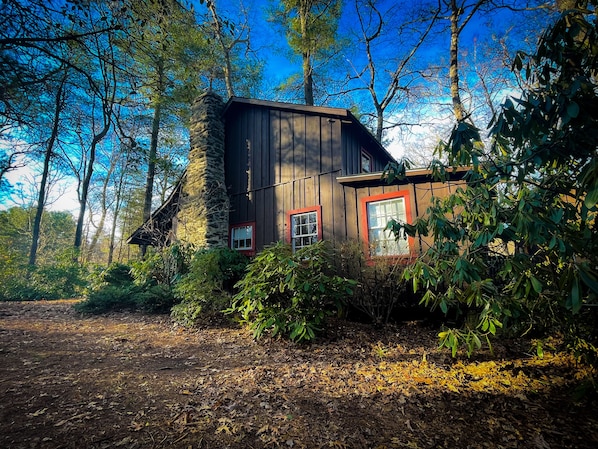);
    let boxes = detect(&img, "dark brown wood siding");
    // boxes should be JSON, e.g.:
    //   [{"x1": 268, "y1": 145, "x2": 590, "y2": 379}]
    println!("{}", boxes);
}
[
  {"x1": 224, "y1": 102, "x2": 442, "y2": 254},
  {"x1": 341, "y1": 123, "x2": 392, "y2": 175},
  {"x1": 226, "y1": 104, "x2": 346, "y2": 251}
]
